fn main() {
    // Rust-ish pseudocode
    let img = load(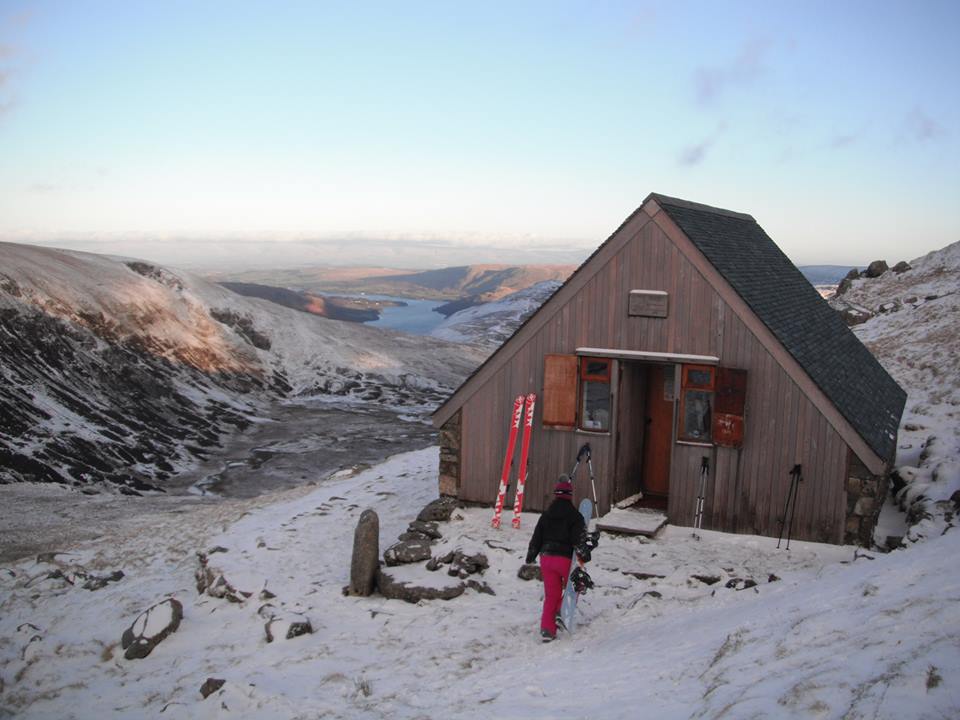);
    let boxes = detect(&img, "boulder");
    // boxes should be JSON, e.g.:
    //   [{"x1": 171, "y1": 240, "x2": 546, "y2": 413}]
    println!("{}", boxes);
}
[
  {"x1": 82, "y1": 570, "x2": 124, "y2": 591},
  {"x1": 892, "y1": 261, "x2": 912, "y2": 274},
  {"x1": 347, "y1": 509, "x2": 379, "y2": 597},
  {"x1": 121, "y1": 598, "x2": 183, "y2": 660},
  {"x1": 864, "y1": 260, "x2": 889, "y2": 278},
  {"x1": 416, "y1": 497, "x2": 459, "y2": 522},
  {"x1": 376, "y1": 567, "x2": 465, "y2": 603},
  {"x1": 517, "y1": 563, "x2": 542, "y2": 581},
  {"x1": 383, "y1": 539, "x2": 432, "y2": 566}
]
